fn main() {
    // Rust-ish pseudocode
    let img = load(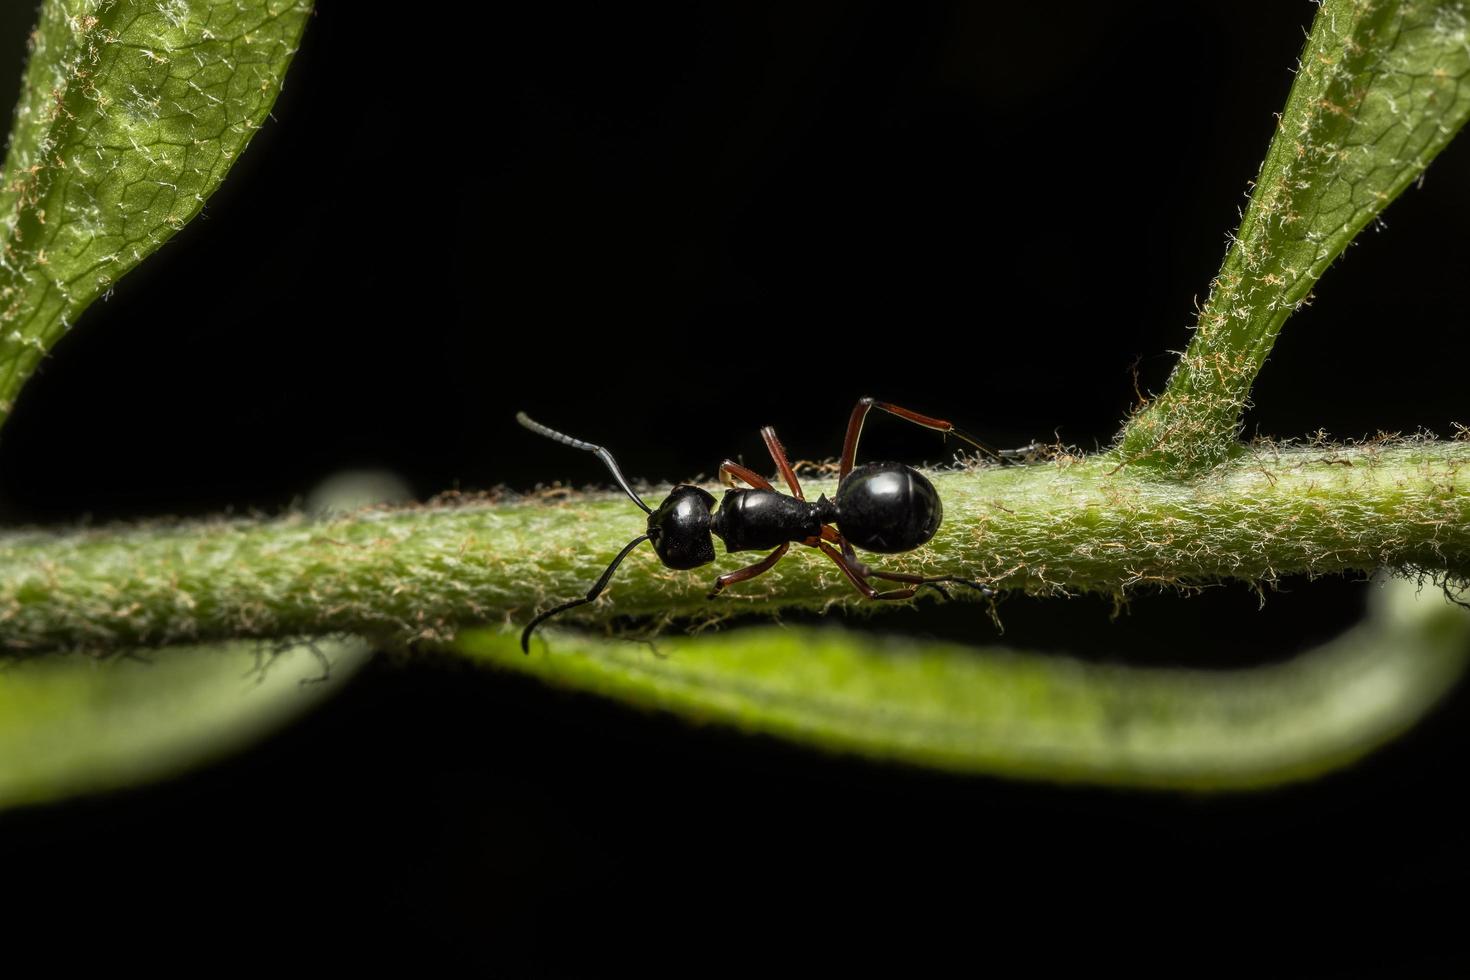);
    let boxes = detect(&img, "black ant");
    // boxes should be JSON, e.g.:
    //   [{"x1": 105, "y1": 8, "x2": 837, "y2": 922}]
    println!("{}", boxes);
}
[{"x1": 517, "y1": 398, "x2": 998, "y2": 653}]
